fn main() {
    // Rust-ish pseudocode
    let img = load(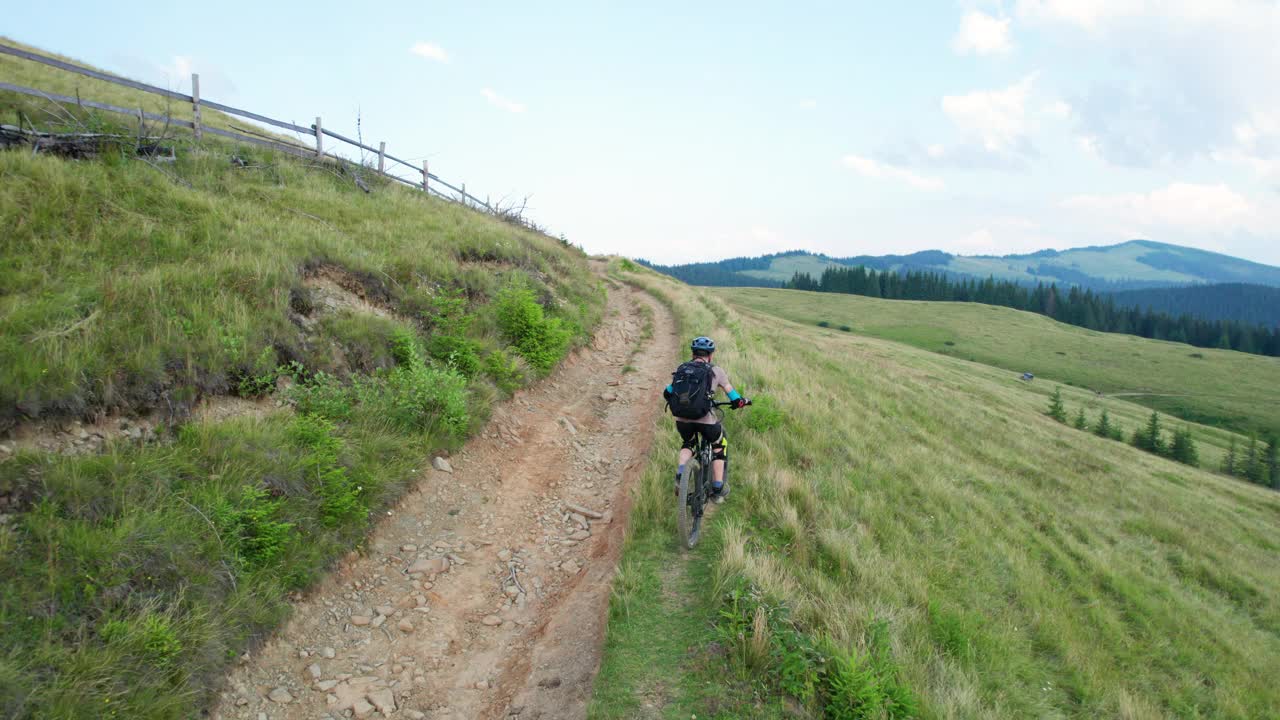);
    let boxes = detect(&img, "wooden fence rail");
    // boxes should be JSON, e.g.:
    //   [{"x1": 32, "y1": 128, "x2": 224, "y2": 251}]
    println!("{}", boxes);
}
[{"x1": 0, "y1": 42, "x2": 501, "y2": 213}]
